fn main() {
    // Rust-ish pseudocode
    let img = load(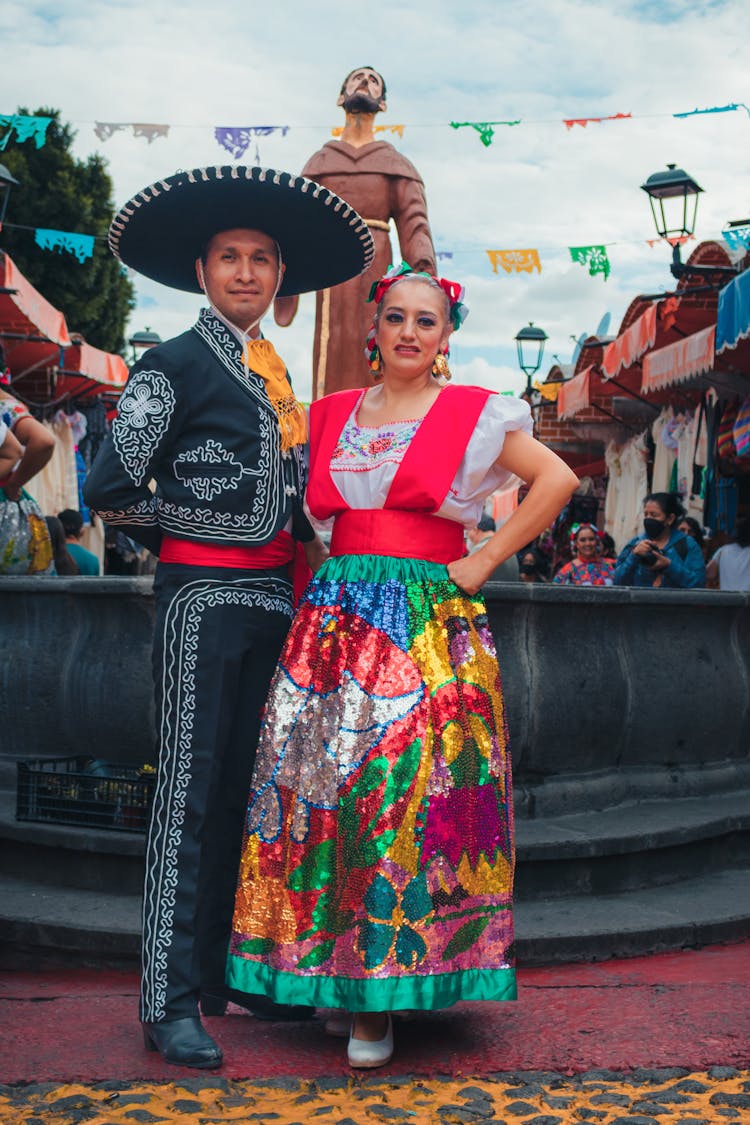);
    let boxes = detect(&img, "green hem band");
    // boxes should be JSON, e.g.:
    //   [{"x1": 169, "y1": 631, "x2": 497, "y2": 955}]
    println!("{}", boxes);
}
[{"x1": 226, "y1": 958, "x2": 517, "y2": 1012}]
